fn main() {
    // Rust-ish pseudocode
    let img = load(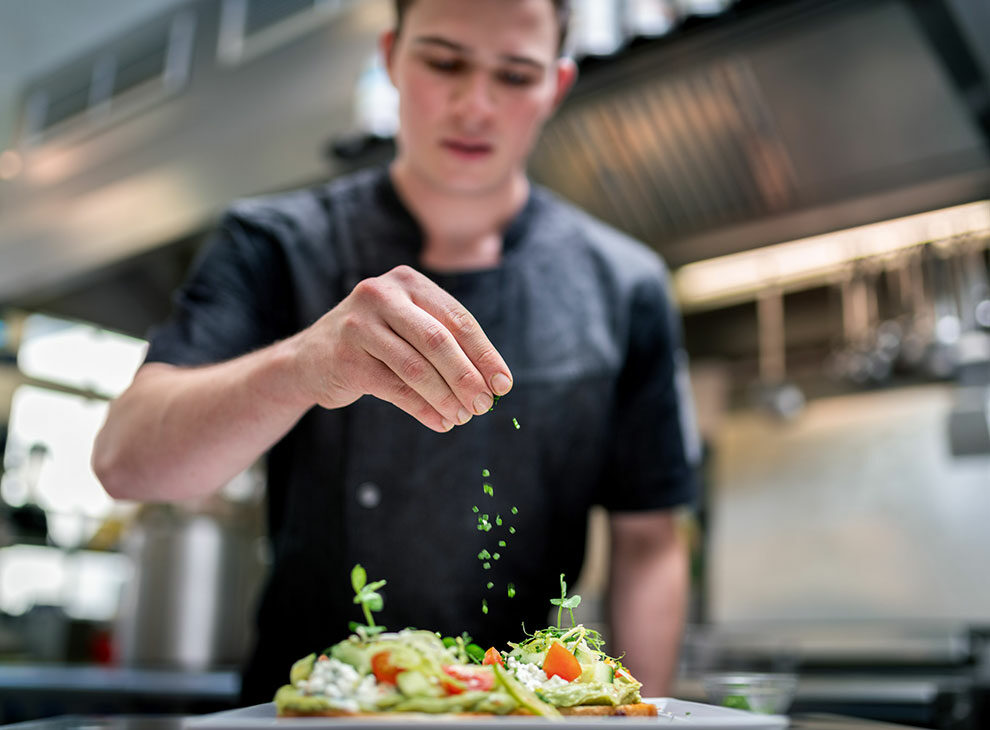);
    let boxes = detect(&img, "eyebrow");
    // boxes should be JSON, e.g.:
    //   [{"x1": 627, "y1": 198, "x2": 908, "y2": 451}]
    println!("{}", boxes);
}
[{"x1": 412, "y1": 35, "x2": 546, "y2": 72}]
